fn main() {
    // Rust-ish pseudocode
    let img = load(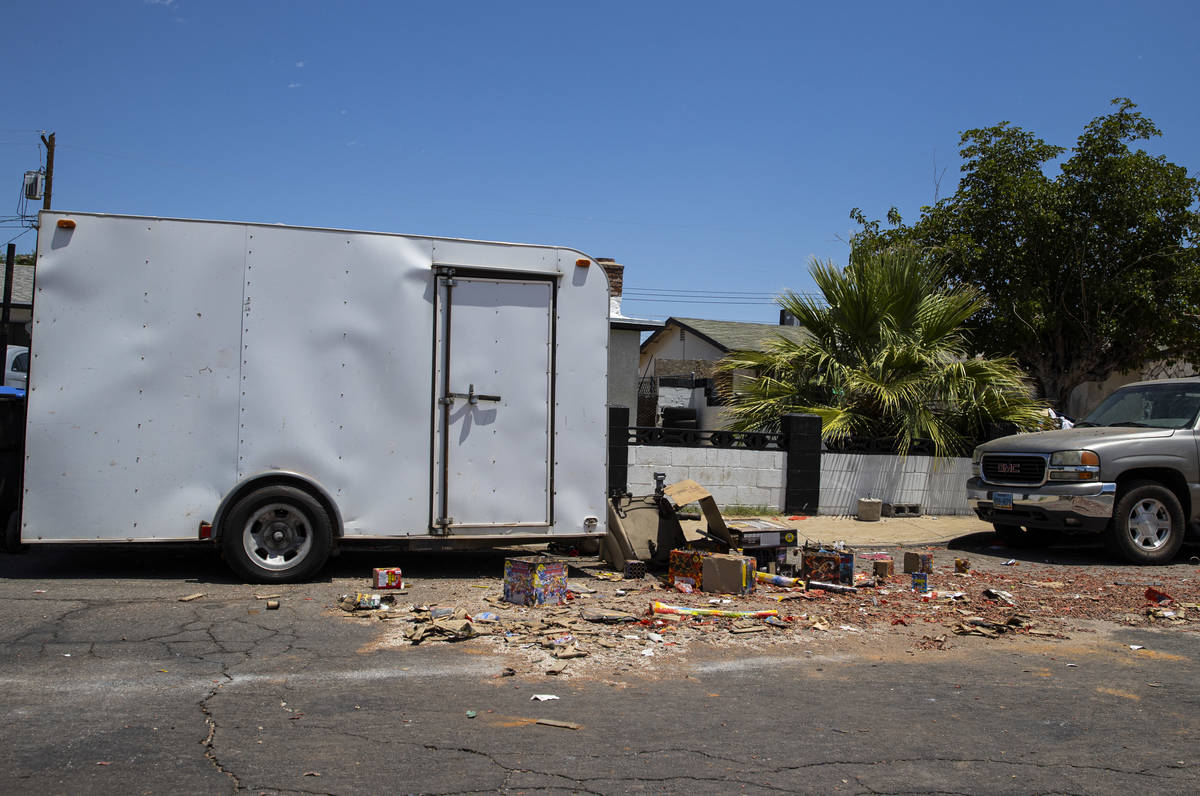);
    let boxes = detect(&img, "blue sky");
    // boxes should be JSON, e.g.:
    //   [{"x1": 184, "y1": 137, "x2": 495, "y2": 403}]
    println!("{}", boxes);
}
[{"x1": 3, "y1": 0, "x2": 1198, "y2": 322}]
